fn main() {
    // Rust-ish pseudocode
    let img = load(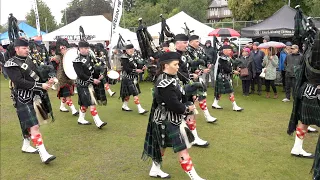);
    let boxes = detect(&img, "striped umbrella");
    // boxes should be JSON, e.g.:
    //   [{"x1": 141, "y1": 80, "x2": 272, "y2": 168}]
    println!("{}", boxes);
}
[{"x1": 208, "y1": 28, "x2": 240, "y2": 37}]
